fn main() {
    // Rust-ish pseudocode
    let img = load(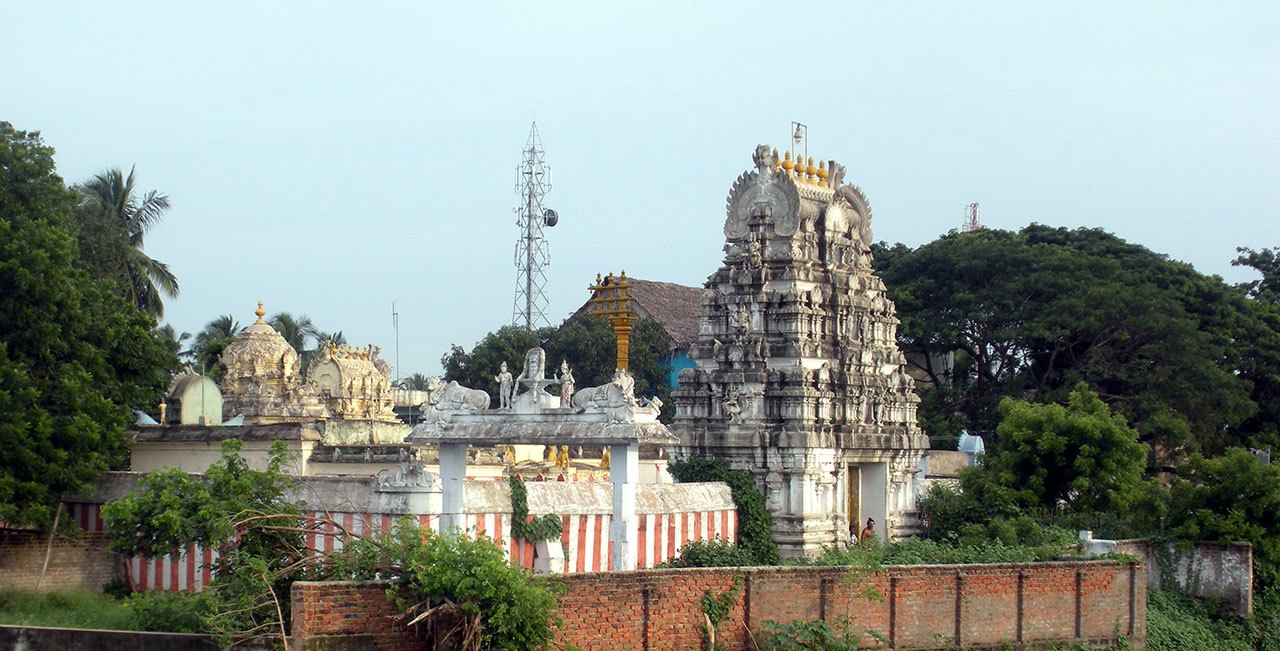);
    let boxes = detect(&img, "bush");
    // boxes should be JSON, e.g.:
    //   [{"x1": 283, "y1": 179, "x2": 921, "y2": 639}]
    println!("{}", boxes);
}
[
  {"x1": 658, "y1": 538, "x2": 758, "y2": 568},
  {"x1": 754, "y1": 618, "x2": 869, "y2": 650},
  {"x1": 127, "y1": 590, "x2": 215, "y2": 633},
  {"x1": 332, "y1": 519, "x2": 564, "y2": 651}
]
